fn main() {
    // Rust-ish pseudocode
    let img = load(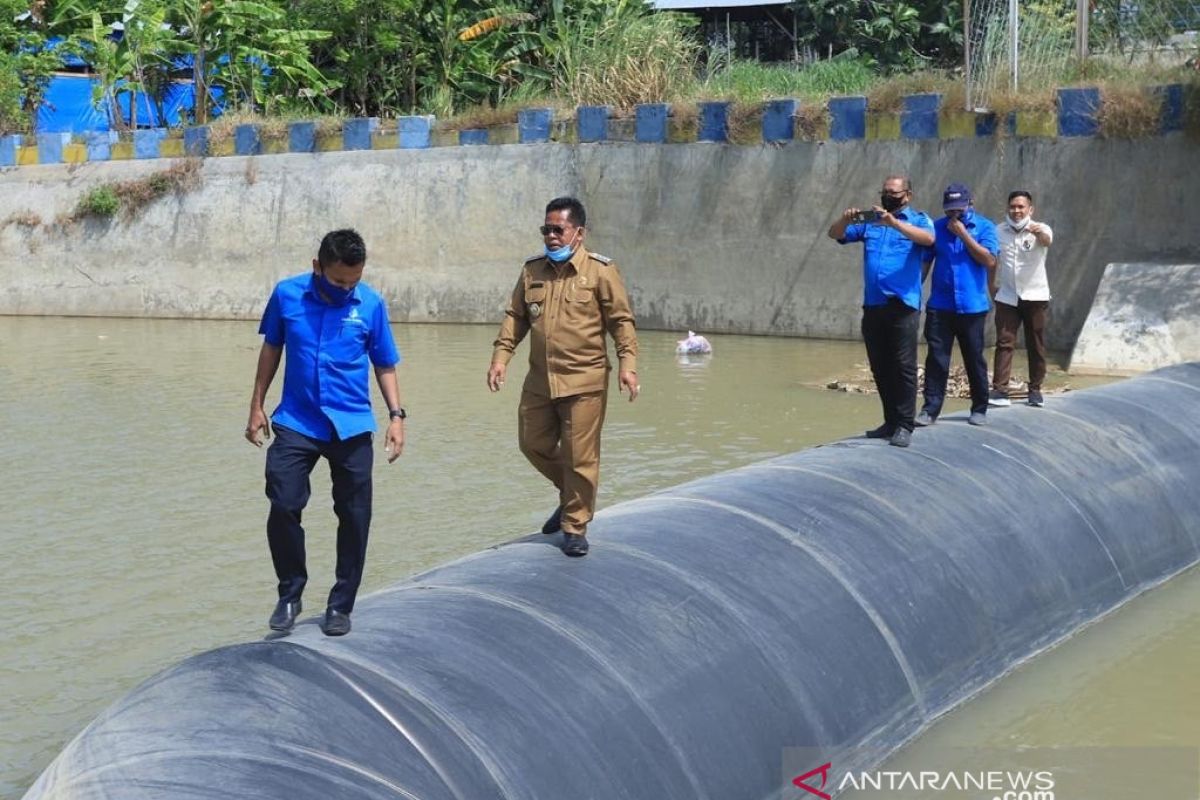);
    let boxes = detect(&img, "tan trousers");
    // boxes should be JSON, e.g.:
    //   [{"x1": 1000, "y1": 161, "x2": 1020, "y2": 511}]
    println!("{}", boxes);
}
[{"x1": 518, "y1": 390, "x2": 608, "y2": 535}]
